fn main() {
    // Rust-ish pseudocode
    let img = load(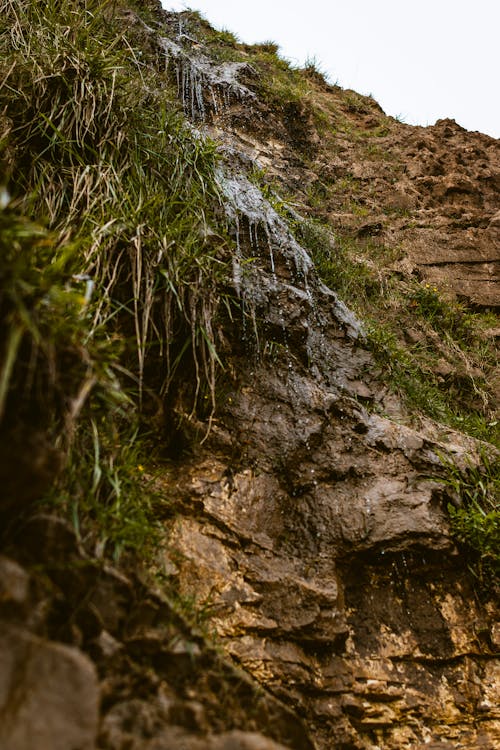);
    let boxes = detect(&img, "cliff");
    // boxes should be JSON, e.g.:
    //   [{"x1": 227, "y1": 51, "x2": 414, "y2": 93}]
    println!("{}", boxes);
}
[{"x1": 0, "y1": 2, "x2": 498, "y2": 749}]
